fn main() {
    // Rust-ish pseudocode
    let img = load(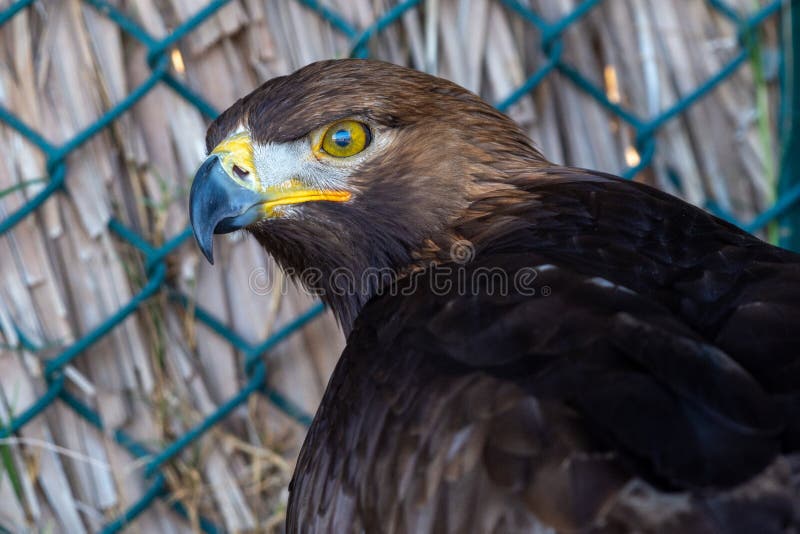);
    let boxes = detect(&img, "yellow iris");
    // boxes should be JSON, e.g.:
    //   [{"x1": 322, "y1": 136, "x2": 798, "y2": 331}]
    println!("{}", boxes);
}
[{"x1": 320, "y1": 120, "x2": 370, "y2": 157}]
